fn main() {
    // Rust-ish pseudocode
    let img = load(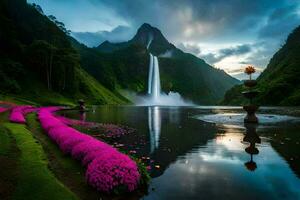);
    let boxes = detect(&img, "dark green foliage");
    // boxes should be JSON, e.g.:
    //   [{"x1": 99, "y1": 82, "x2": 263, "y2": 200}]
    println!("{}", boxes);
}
[
  {"x1": 0, "y1": 0, "x2": 126, "y2": 105},
  {"x1": 0, "y1": 0, "x2": 78, "y2": 94},
  {"x1": 72, "y1": 38, "x2": 149, "y2": 93},
  {"x1": 0, "y1": 58, "x2": 25, "y2": 93},
  {"x1": 222, "y1": 25, "x2": 300, "y2": 106}
]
